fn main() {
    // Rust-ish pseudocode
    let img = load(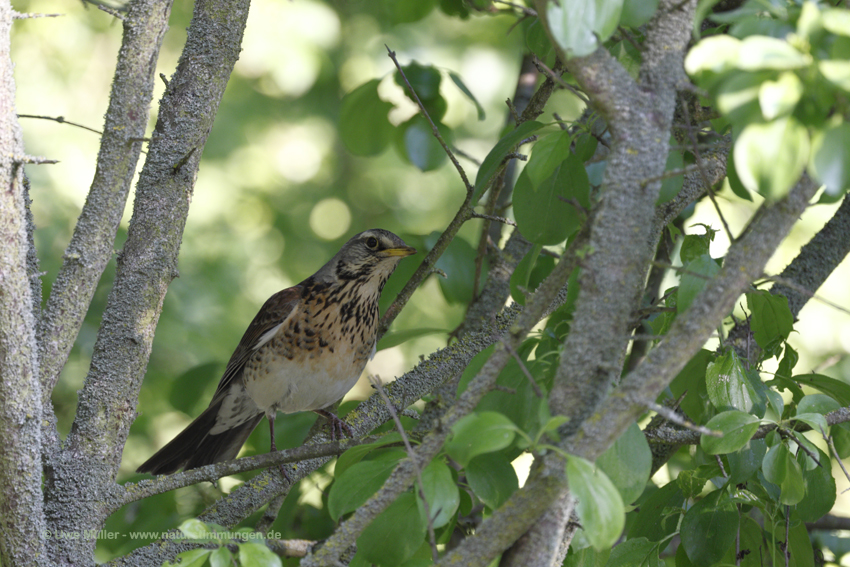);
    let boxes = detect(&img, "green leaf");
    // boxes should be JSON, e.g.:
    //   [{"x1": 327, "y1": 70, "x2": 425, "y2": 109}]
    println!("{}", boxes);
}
[
  {"x1": 619, "y1": 0, "x2": 658, "y2": 28},
  {"x1": 339, "y1": 79, "x2": 394, "y2": 156},
  {"x1": 465, "y1": 453, "x2": 519, "y2": 509},
  {"x1": 717, "y1": 72, "x2": 768, "y2": 126},
  {"x1": 208, "y1": 547, "x2": 232, "y2": 567},
  {"x1": 758, "y1": 71, "x2": 803, "y2": 120},
  {"x1": 510, "y1": 244, "x2": 542, "y2": 305},
  {"x1": 679, "y1": 232, "x2": 712, "y2": 265},
  {"x1": 796, "y1": 449, "x2": 836, "y2": 522},
  {"x1": 766, "y1": 388, "x2": 785, "y2": 418},
  {"x1": 357, "y1": 492, "x2": 427, "y2": 566},
  {"x1": 627, "y1": 481, "x2": 684, "y2": 542},
  {"x1": 677, "y1": 254, "x2": 720, "y2": 313},
  {"x1": 513, "y1": 151, "x2": 590, "y2": 245},
  {"x1": 706, "y1": 351, "x2": 757, "y2": 413},
  {"x1": 567, "y1": 455, "x2": 625, "y2": 550},
  {"x1": 238, "y1": 542, "x2": 282, "y2": 567},
  {"x1": 680, "y1": 491, "x2": 738, "y2": 566},
  {"x1": 728, "y1": 438, "x2": 767, "y2": 484},
  {"x1": 377, "y1": 327, "x2": 447, "y2": 351},
  {"x1": 794, "y1": 373, "x2": 850, "y2": 406},
  {"x1": 670, "y1": 349, "x2": 714, "y2": 423},
  {"x1": 418, "y1": 459, "x2": 460, "y2": 528},
  {"x1": 606, "y1": 537, "x2": 660, "y2": 567},
  {"x1": 726, "y1": 147, "x2": 753, "y2": 201},
  {"x1": 546, "y1": 0, "x2": 625, "y2": 58},
  {"x1": 762, "y1": 442, "x2": 805, "y2": 505},
  {"x1": 328, "y1": 453, "x2": 404, "y2": 520},
  {"x1": 677, "y1": 470, "x2": 707, "y2": 500},
  {"x1": 474, "y1": 121, "x2": 544, "y2": 199},
  {"x1": 700, "y1": 410, "x2": 759, "y2": 455},
  {"x1": 809, "y1": 122, "x2": 850, "y2": 196},
  {"x1": 733, "y1": 116, "x2": 810, "y2": 200},
  {"x1": 596, "y1": 422, "x2": 652, "y2": 505},
  {"x1": 736, "y1": 36, "x2": 810, "y2": 71},
  {"x1": 797, "y1": 393, "x2": 840, "y2": 416},
  {"x1": 178, "y1": 519, "x2": 212, "y2": 539},
  {"x1": 382, "y1": 0, "x2": 437, "y2": 24},
  {"x1": 446, "y1": 411, "x2": 517, "y2": 466},
  {"x1": 819, "y1": 60, "x2": 850, "y2": 92},
  {"x1": 448, "y1": 71, "x2": 485, "y2": 120},
  {"x1": 823, "y1": 8, "x2": 850, "y2": 36},
  {"x1": 335, "y1": 435, "x2": 404, "y2": 477},
  {"x1": 656, "y1": 147, "x2": 685, "y2": 204},
  {"x1": 525, "y1": 130, "x2": 573, "y2": 189},
  {"x1": 685, "y1": 35, "x2": 742, "y2": 77},
  {"x1": 428, "y1": 232, "x2": 482, "y2": 304},
  {"x1": 394, "y1": 61, "x2": 442, "y2": 100},
  {"x1": 169, "y1": 548, "x2": 213, "y2": 567},
  {"x1": 745, "y1": 290, "x2": 793, "y2": 350},
  {"x1": 395, "y1": 115, "x2": 448, "y2": 172}
]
